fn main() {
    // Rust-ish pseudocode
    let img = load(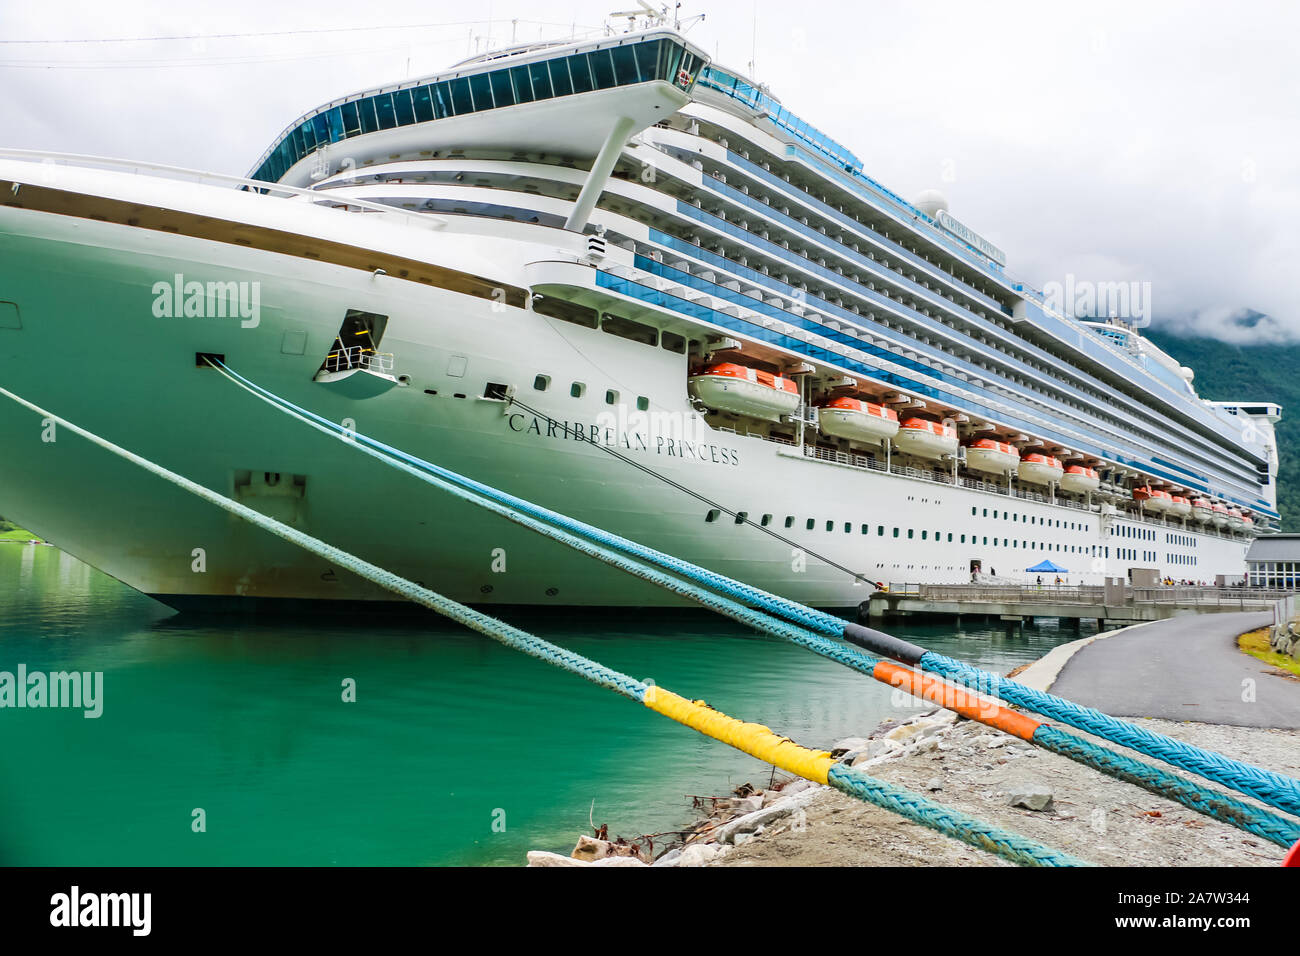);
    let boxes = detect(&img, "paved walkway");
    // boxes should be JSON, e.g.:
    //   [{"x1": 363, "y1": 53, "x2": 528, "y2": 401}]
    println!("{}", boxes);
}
[{"x1": 1048, "y1": 611, "x2": 1300, "y2": 729}]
